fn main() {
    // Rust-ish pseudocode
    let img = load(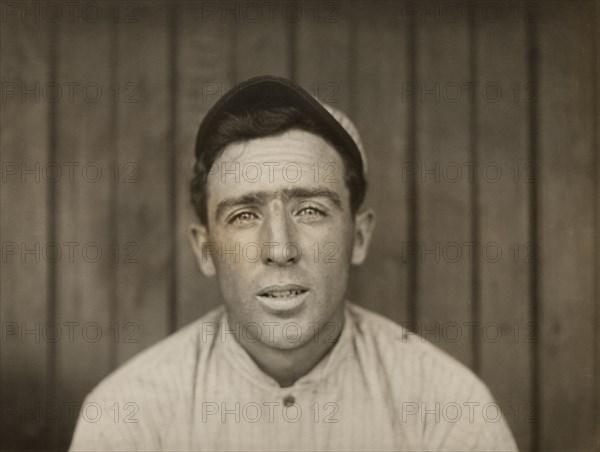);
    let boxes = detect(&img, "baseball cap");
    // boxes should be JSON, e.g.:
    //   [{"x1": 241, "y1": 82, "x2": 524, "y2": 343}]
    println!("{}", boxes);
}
[{"x1": 194, "y1": 75, "x2": 367, "y2": 176}]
